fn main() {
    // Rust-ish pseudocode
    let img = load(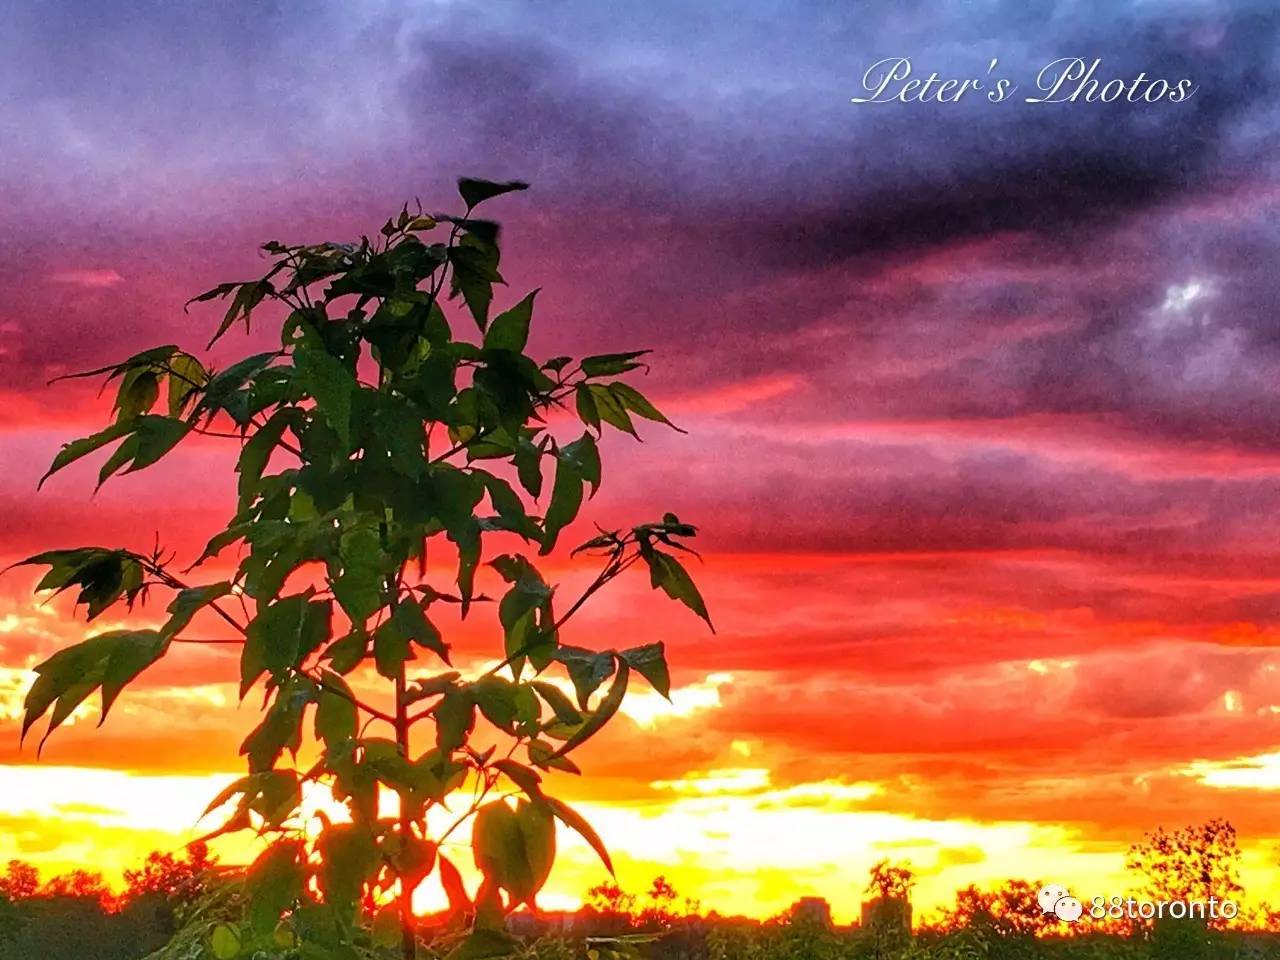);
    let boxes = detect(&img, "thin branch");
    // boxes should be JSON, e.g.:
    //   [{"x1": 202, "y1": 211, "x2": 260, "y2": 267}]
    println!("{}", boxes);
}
[
  {"x1": 189, "y1": 416, "x2": 303, "y2": 460},
  {"x1": 434, "y1": 773, "x2": 495, "y2": 849},
  {"x1": 552, "y1": 552, "x2": 640, "y2": 633},
  {"x1": 406, "y1": 699, "x2": 441, "y2": 727},
  {"x1": 475, "y1": 549, "x2": 640, "y2": 683},
  {"x1": 305, "y1": 670, "x2": 398, "y2": 727},
  {"x1": 137, "y1": 555, "x2": 396, "y2": 727},
  {"x1": 139, "y1": 558, "x2": 249, "y2": 637}
]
